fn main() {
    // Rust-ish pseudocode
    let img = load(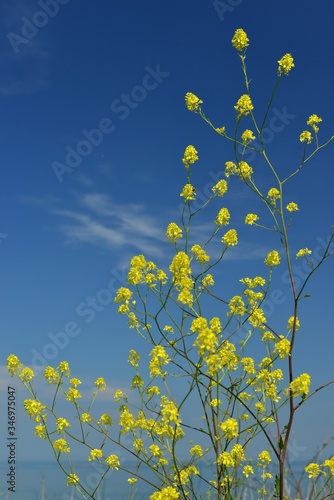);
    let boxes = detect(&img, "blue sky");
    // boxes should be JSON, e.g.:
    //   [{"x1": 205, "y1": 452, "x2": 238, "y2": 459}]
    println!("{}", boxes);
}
[{"x1": 1, "y1": 0, "x2": 334, "y2": 471}]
